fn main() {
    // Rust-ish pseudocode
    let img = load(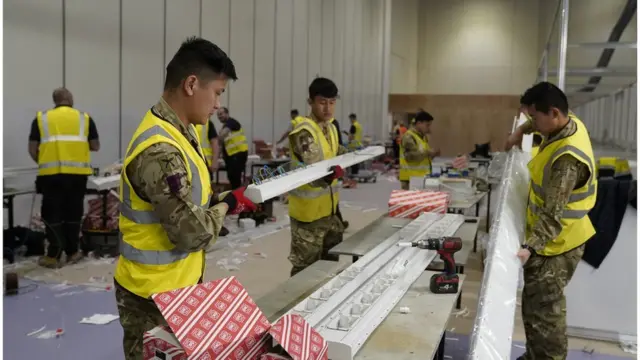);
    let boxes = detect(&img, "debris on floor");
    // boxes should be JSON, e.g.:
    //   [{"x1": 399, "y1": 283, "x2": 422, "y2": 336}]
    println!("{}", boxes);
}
[
  {"x1": 399, "y1": 306, "x2": 411, "y2": 314},
  {"x1": 27, "y1": 327, "x2": 64, "y2": 339},
  {"x1": 79, "y1": 314, "x2": 119, "y2": 325},
  {"x1": 620, "y1": 338, "x2": 638, "y2": 354}
]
